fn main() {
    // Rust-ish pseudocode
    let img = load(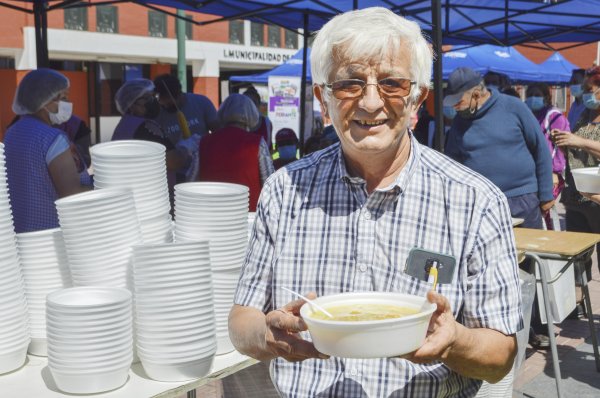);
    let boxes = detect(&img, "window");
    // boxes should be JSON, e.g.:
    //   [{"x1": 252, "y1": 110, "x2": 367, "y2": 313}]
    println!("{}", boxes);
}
[
  {"x1": 0, "y1": 57, "x2": 15, "y2": 69},
  {"x1": 267, "y1": 25, "x2": 281, "y2": 48},
  {"x1": 96, "y1": 5, "x2": 118, "y2": 33},
  {"x1": 250, "y1": 22, "x2": 264, "y2": 46},
  {"x1": 285, "y1": 30, "x2": 298, "y2": 49},
  {"x1": 148, "y1": 11, "x2": 167, "y2": 38},
  {"x1": 64, "y1": 8, "x2": 88, "y2": 31},
  {"x1": 229, "y1": 20, "x2": 244, "y2": 44}
]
